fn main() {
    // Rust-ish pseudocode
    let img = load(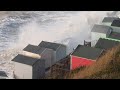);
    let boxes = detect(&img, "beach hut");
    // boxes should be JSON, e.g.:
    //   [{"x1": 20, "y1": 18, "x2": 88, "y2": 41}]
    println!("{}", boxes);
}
[
  {"x1": 91, "y1": 24, "x2": 112, "y2": 46},
  {"x1": 38, "y1": 41, "x2": 67, "y2": 64},
  {"x1": 95, "y1": 38, "x2": 120, "y2": 50},
  {"x1": 70, "y1": 45, "x2": 103, "y2": 70},
  {"x1": 102, "y1": 17, "x2": 120, "y2": 26},
  {"x1": 12, "y1": 54, "x2": 45, "y2": 79},
  {"x1": 23, "y1": 44, "x2": 54, "y2": 69},
  {"x1": 102, "y1": 19, "x2": 120, "y2": 33}
]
